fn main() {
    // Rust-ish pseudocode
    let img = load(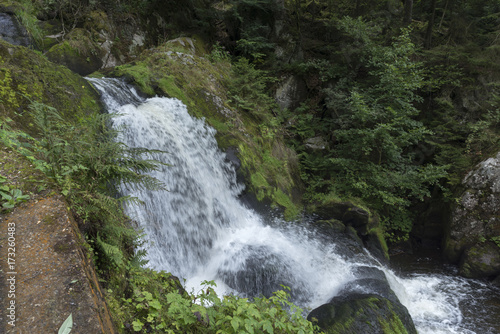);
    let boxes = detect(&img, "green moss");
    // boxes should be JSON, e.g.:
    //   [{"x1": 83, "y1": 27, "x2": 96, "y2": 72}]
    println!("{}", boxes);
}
[
  {"x1": 273, "y1": 188, "x2": 300, "y2": 220},
  {"x1": 0, "y1": 39, "x2": 100, "y2": 134},
  {"x1": 379, "y1": 316, "x2": 408, "y2": 334},
  {"x1": 114, "y1": 62, "x2": 155, "y2": 95},
  {"x1": 157, "y1": 76, "x2": 187, "y2": 101},
  {"x1": 369, "y1": 227, "x2": 390, "y2": 260}
]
